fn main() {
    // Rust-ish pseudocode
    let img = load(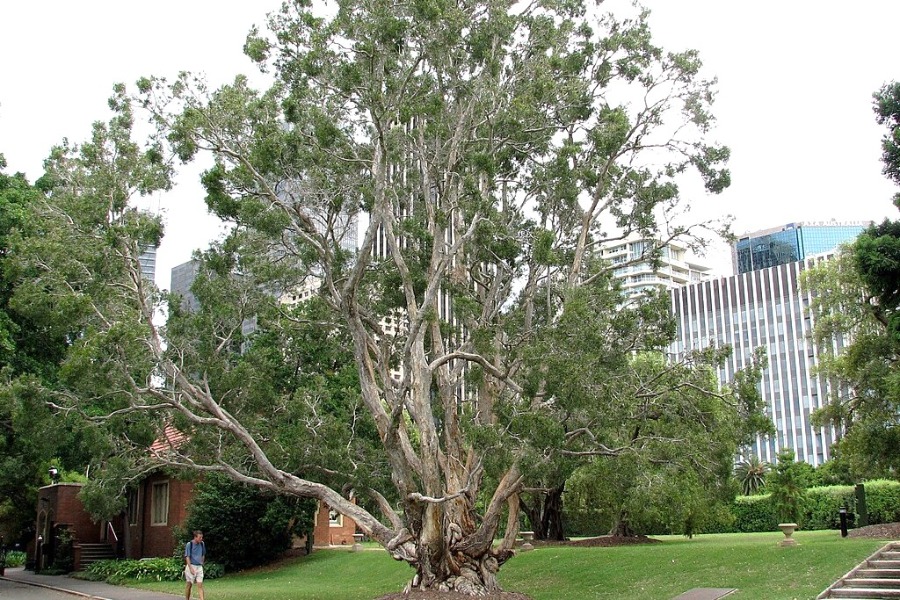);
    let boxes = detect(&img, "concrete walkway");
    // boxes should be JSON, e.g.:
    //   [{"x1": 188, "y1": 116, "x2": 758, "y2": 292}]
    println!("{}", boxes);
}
[{"x1": 0, "y1": 567, "x2": 179, "y2": 600}]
